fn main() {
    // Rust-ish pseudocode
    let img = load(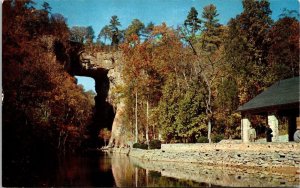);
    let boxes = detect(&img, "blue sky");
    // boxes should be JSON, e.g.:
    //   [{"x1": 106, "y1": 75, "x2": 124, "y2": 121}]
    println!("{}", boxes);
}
[{"x1": 37, "y1": 0, "x2": 299, "y2": 92}]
